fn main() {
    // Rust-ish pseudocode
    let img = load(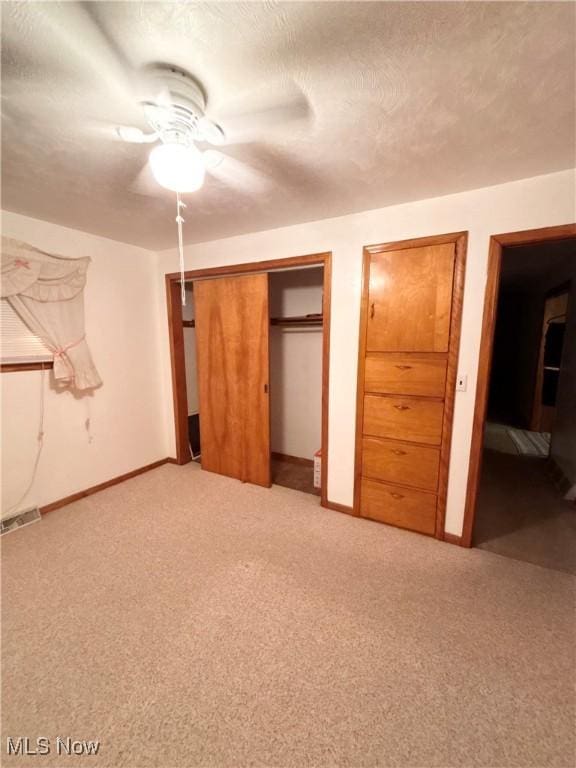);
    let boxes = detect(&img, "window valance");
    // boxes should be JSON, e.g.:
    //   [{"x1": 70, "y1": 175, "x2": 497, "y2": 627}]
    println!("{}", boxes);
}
[{"x1": 1, "y1": 236, "x2": 102, "y2": 390}]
